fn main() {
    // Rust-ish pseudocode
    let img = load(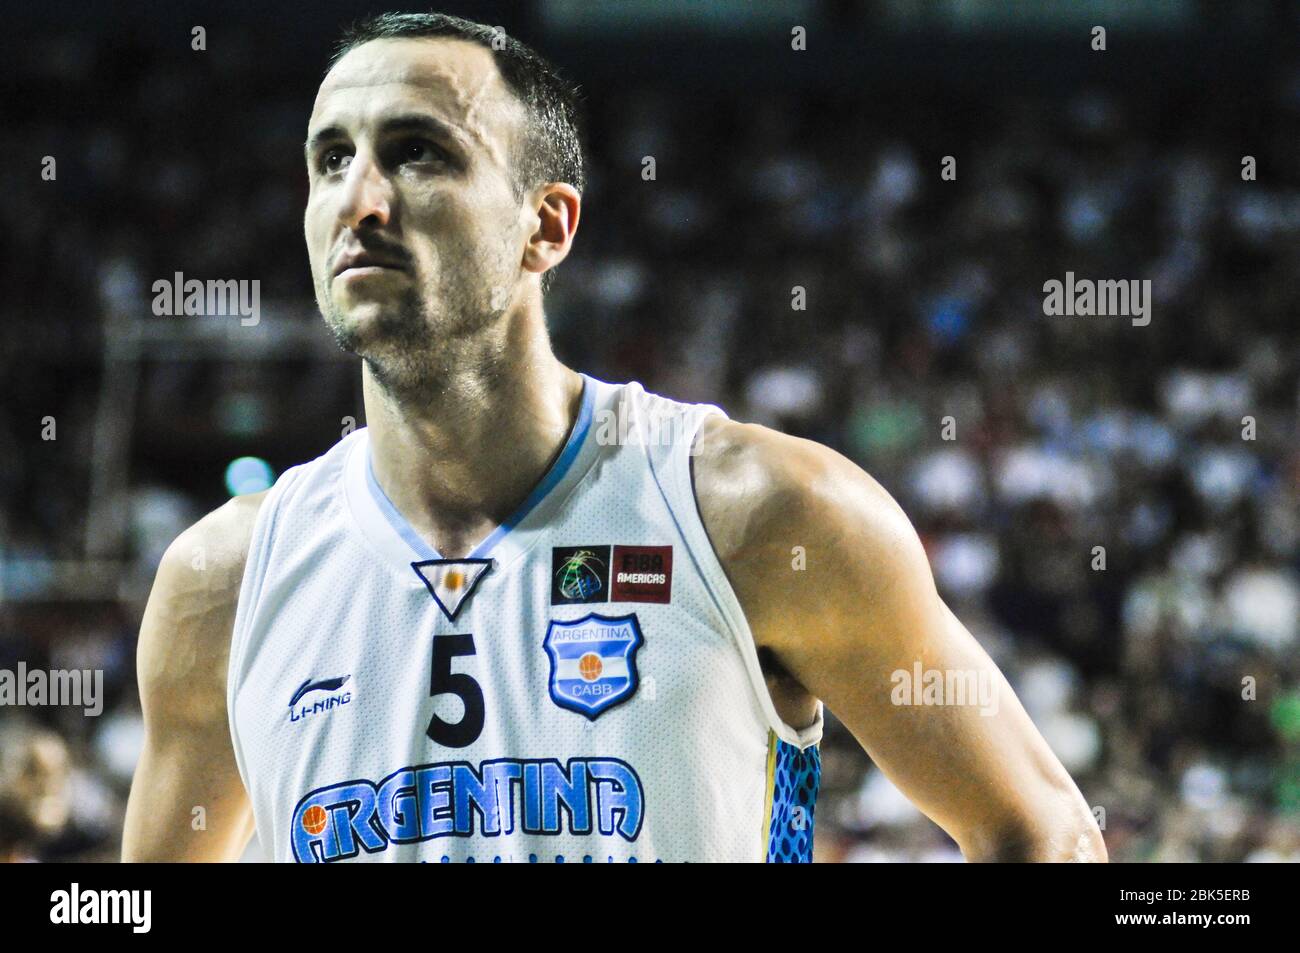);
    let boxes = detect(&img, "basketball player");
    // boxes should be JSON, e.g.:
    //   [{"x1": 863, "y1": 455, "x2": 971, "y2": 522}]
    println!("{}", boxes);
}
[{"x1": 122, "y1": 13, "x2": 1106, "y2": 863}]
